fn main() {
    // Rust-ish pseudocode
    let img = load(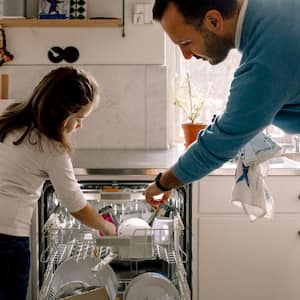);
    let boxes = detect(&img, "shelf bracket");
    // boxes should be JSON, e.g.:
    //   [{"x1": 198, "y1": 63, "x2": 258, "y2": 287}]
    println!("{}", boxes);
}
[{"x1": 122, "y1": 0, "x2": 126, "y2": 37}]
